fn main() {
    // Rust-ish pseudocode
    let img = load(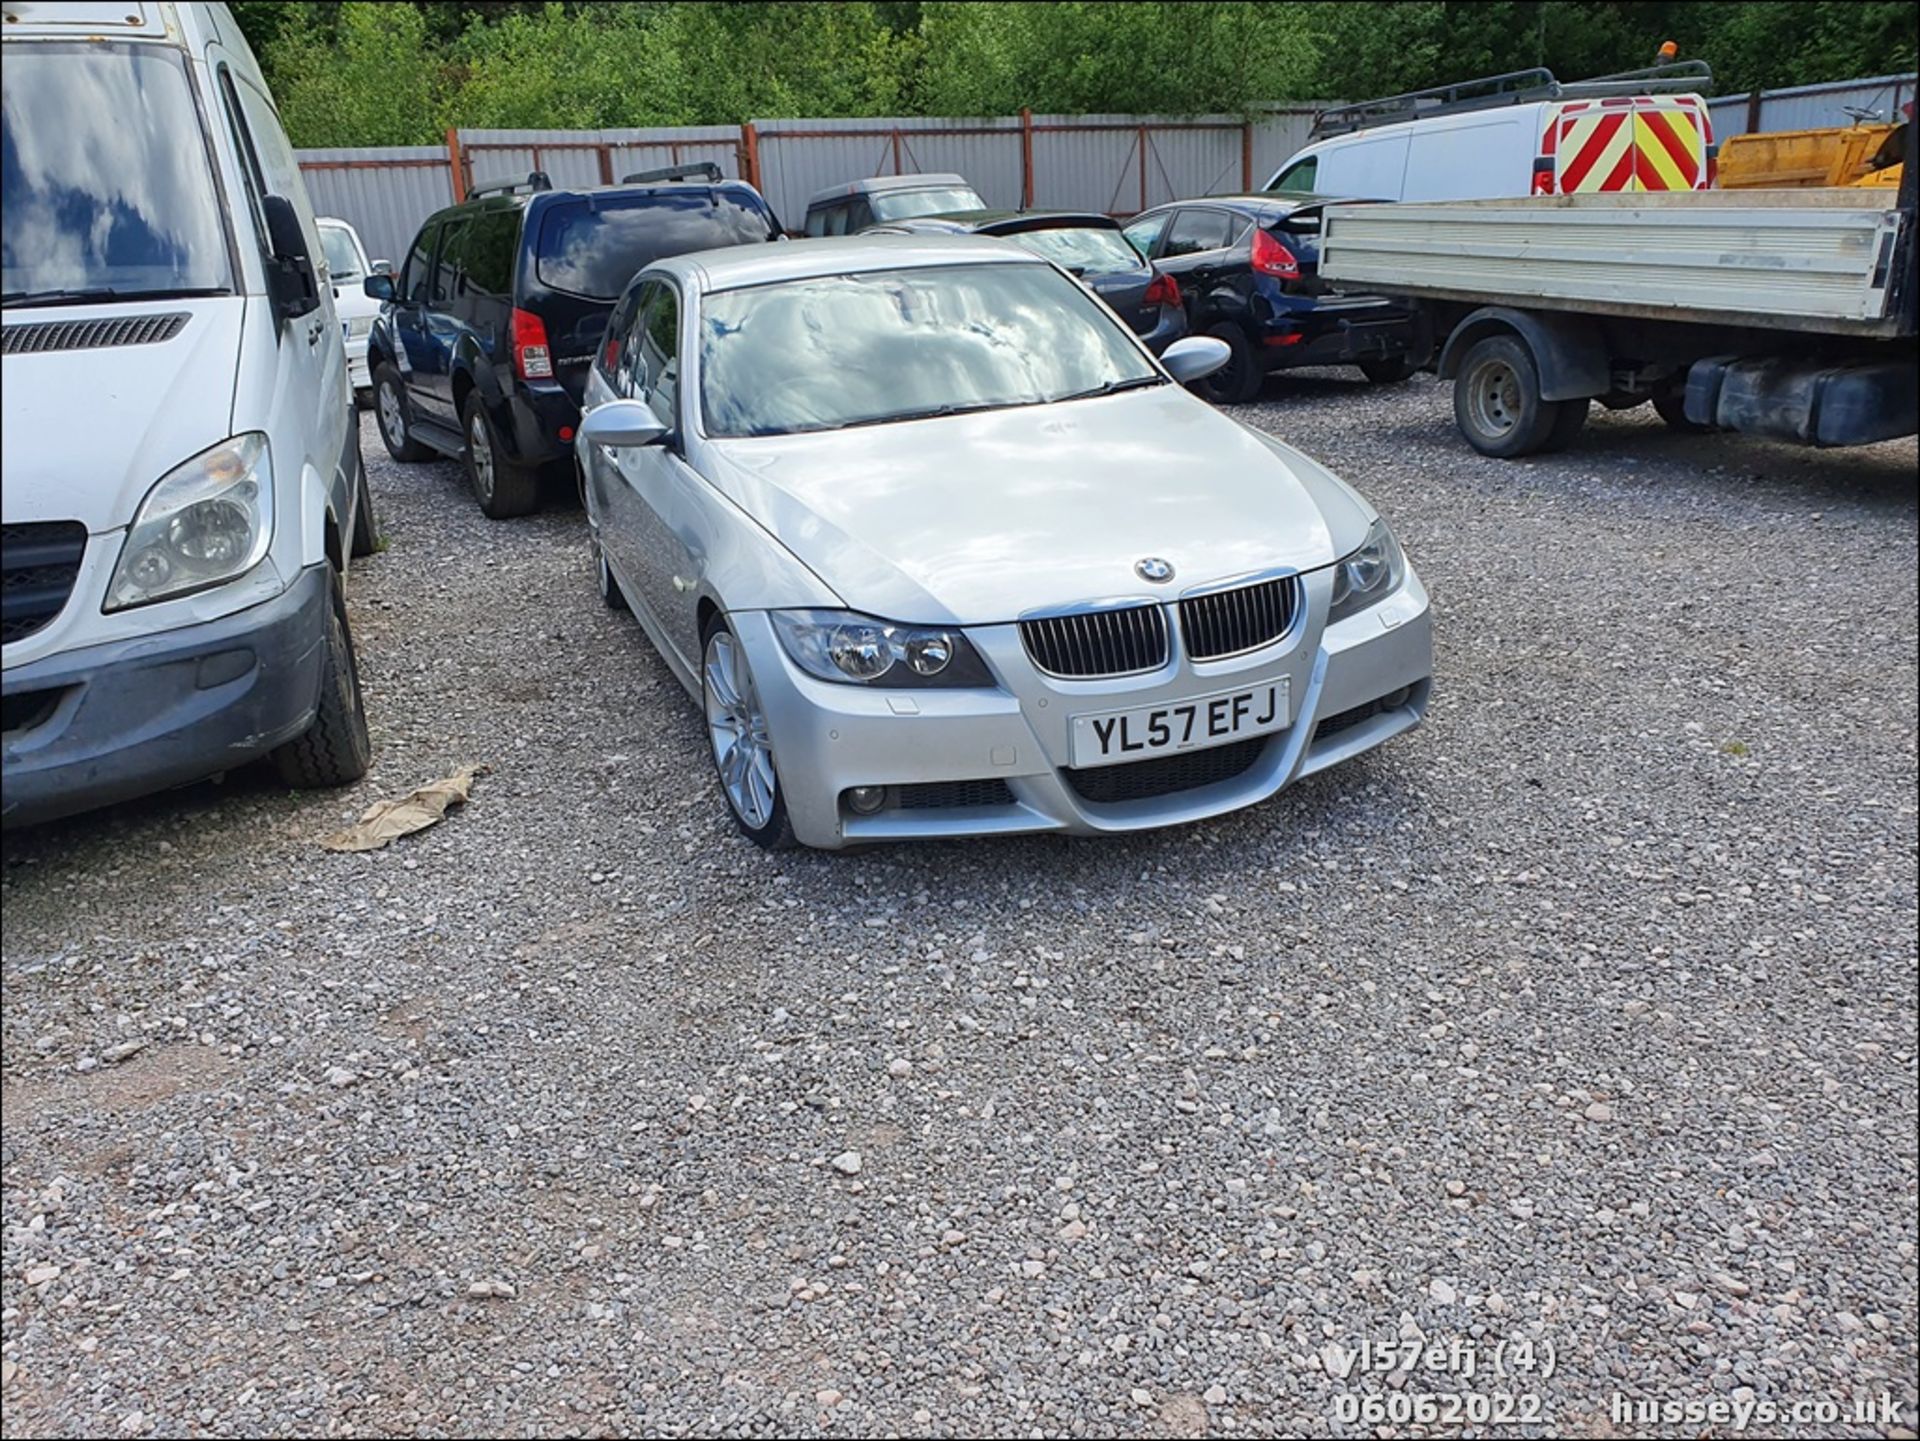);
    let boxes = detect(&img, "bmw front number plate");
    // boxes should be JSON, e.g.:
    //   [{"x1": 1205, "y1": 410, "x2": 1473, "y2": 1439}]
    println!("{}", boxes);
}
[{"x1": 1070, "y1": 679, "x2": 1290, "y2": 770}]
